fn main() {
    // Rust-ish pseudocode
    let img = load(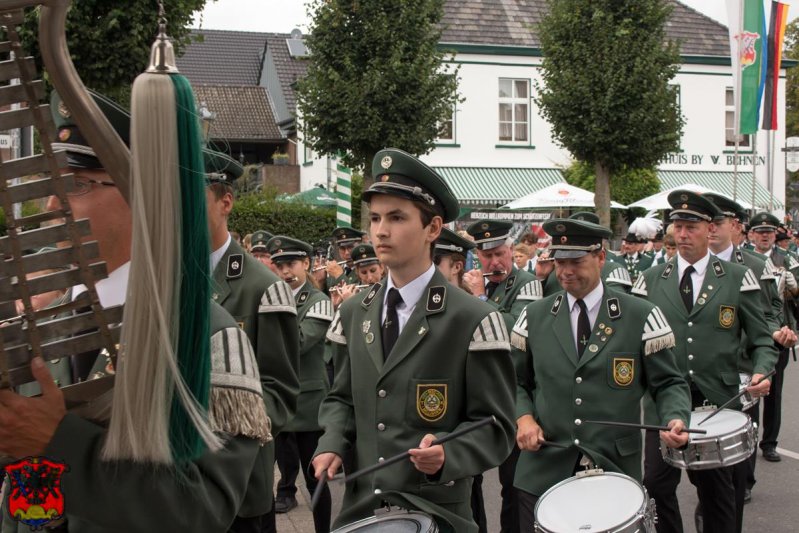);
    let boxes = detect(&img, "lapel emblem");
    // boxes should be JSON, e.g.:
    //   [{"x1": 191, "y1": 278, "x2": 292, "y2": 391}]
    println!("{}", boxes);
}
[
  {"x1": 735, "y1": 250, "x2": 744, "y2": 264},
  {"x1": 605, "y1": 327, "x2": 613, "y2": 335},
  {"x1": 712, "y1": 260, "x2": 725, "y2": 277},
  {"x1": 551, "y1": 294, "x2": 563, "y2": 315},
  {"x1": 697, "y1": 297, "x2": 706, "y2": 305},
  {"x1": 505, "y1": 275, "x2": 516, "y2": 290},
  {"x1": 607, "y1": 298, "x2": 621, "y2": 319},
  {"x1": 362, "y1": 320, "x2": 371, "y2": 334},
  {"x1": 417, "y1": 384, "x2": 447, "y2": 422},
  {"x1": 426, "y1": 286, "x2": 446, "y2": 313},
  {"x1": 365, "y1": 332, "x2": 375, "y2": 344},
  {"x1": 297, "y1": 291, "x2": 309, "y2": 305},
  {"x1": 613, "y1": 358, "x2": 635, "y2": 386},
  {"x1": 719, "y1": 305, "x2": 736, "y2": 328},
  {"x1": 418, "y1": 326, "x2": 427, "y2": 336},
  {"x1": 227, "y1": 254, "x2": 244, "y2": 279},
  {"x1": 361, "y1": 282, "x2": 382, "y2": 308},
  {"x1": 588, "y1": 344, "x2": 599, "y2": 353},
  {"x1": 662, "y1": 263, "x2": 674, "y2": 279}
]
